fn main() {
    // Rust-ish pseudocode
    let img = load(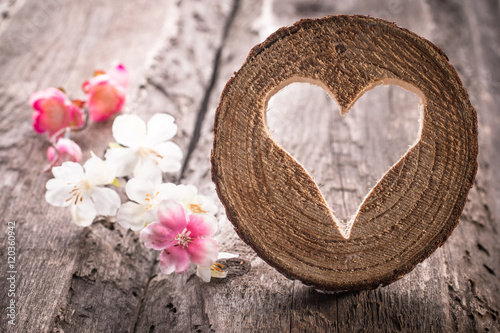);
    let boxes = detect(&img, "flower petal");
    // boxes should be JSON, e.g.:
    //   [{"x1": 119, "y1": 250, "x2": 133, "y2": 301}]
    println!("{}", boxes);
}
[
  {"x1": 125, "y1": 177, "x2": 156, "y2": 204},
  {"x1": 29, "y1": 88, "x2": 67, "y2": 107},
  {"x1": 52, "y1": 161, "x2": 85, "y2": 181},
  {"x1": 196, "y1": 265, "x2": 212, "y2": 282},
  {"x1": 140, "y1": 221, "x2": 176, "y2": 250},
  {"x1": 70, "y1": 196, "x2": 97, "y2": 227},
  {"x1": 56, "y1": 138, "x2": 82, "y2": 161},
  {"x1": 89, "y1": 187, "x2": 121, "y2": 216},
  {"x1": 156, "y1": 183, "x2": 178, "y2": 202},
  {"x1": 187, "y1": 238, "x2": 218, "y2": 267},
  {"x1": 45, "y1": 178, "x2": 73, "y2": 207},
  {"x1": 193, "y1": 195, "x2": 218, "y2": 216},
  {"x1": 182, "y1": 185, "x2": 198, "y2": 202},
  {"x1": 117, "y1": 201, "x2": 155, "y2": 231},
  {"x1": 186, "y1": 214, "x2": 216, "y2": 238},
  {"x1": 159, "y1": 246, "x2": 190, "y2": 274},
  {"x1": 84, "y1": 156, "x2": 116, "y2": 186},
  {"x1": 112, "y1": 114, "x2": 146, "y2": 147},
  {"x1": 104, "y1": 147, "x2": 139, "y2": 178},
  {"x1": 87, "y1": 83, "x2": 125, "y2": 122},
  {"x1": 34, "y1": 105, "x2": 72, "y2": 136},
  {"x1": 69, "y1": 102, "x2": 85, "y2": 128},
  {"x1": 31, "y1": 110, "x2": 46, "y2": 134},
  {"x1": 82, "y1": 75, "x2": 109, "y2": 94},
  {"x1": 107, "y1": 62, "x2": 129, "y2": 89},
  {"x1": 154, "y1": 141, "x2": 183, "y2": 173},
  {"x1": 156, "y1": 200, "x2": 187, "y2": 234},
  {"x1": 146, "y1": 113, "x2": 178, "y2": 146},
  {"x1": 133, "y1": 157, "x2": 162, "y2": 184},
  {"x1": 164, "y1": 184, "x2": 187, "y2": 202},
  {"x1": 48, "y1": 138, "x2": 82, "y2": 166},
  {"x1": 47, "y1": 146, "x2": 57, "y2": 163},
  {"x1": 180, "y1": 186, "x2": 217, "y2": 216},
  {"x1": 218, "y1": 252, "x2": 239, "y2": 259}
]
